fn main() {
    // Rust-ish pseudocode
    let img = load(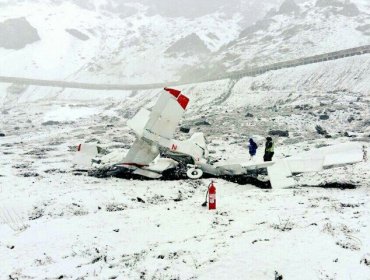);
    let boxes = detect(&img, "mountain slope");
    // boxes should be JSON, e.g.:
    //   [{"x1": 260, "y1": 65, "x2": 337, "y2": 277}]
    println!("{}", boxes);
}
[
  {"x1": 200, "y1": 0, "x2": 370, "y2": 79},
  {"x1": 0, "y1": 0, "x2": 369, "y2": 84},
  {"x1": 0, "y1": 0, "x2": 277, "y2": 83}
]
